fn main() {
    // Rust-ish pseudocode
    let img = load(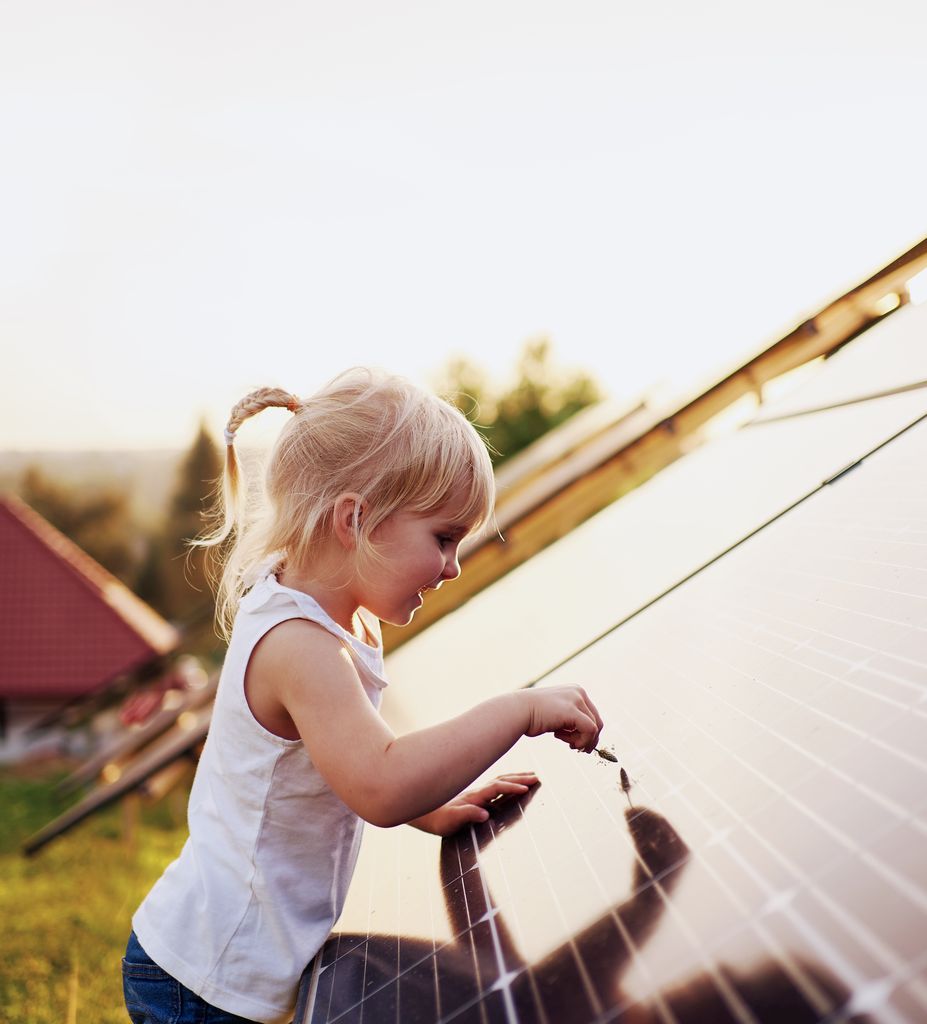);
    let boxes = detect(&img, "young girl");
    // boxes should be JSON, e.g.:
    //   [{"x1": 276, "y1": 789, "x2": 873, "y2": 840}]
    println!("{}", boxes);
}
[{"x1": 123, "y1": 368, "x2": 603, "y2": 1024}]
